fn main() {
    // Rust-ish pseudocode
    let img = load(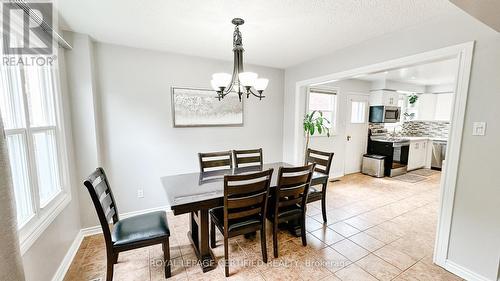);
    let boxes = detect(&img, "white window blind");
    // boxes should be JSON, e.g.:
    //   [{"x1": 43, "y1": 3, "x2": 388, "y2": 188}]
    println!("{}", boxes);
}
[
  {"x1": 350, "y1": 101, "x2": 367, "y2": 123},
  {"x1": 307, "y1": 88, "x2": 337, "y2": 133}
]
